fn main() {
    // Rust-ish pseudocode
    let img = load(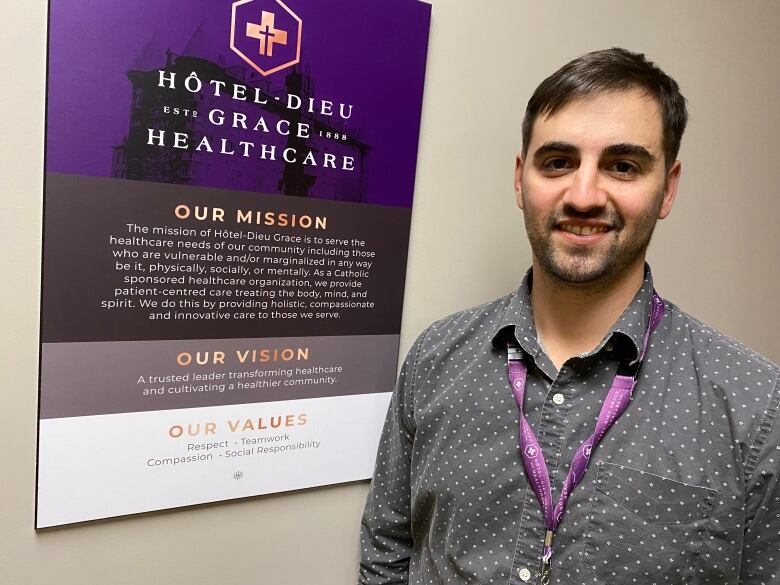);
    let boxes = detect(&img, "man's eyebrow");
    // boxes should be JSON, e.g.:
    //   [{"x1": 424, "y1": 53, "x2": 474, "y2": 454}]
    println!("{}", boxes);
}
[
  {"x1": 532, "y1": 141, "x2": 578, "y2": 160},
  {"x1": 602, "y1": 143, "x2": 656, "y2": 162}
]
